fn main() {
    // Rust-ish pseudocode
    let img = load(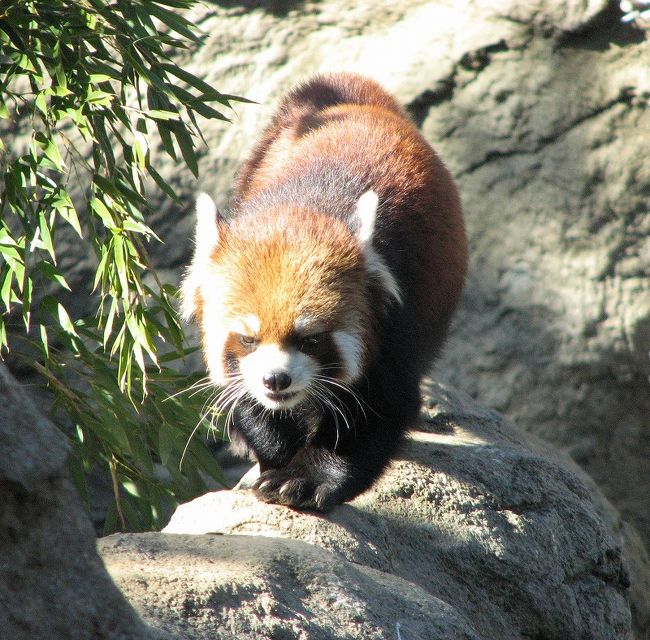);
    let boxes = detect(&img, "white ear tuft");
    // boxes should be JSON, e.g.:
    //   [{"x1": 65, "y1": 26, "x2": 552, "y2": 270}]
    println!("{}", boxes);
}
[
  {"x1": 194, "y1": 192, "x2": 220, "y2": 261},
  {"x1": 355, "y1": 190, "x2": 379, "y2": 246},
  {"x1": 180, "y1": 193, "x2": 220, "y2": 321},
  {"x1": 354, "y1": 190, "x2": 403, "y2": 306}
]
